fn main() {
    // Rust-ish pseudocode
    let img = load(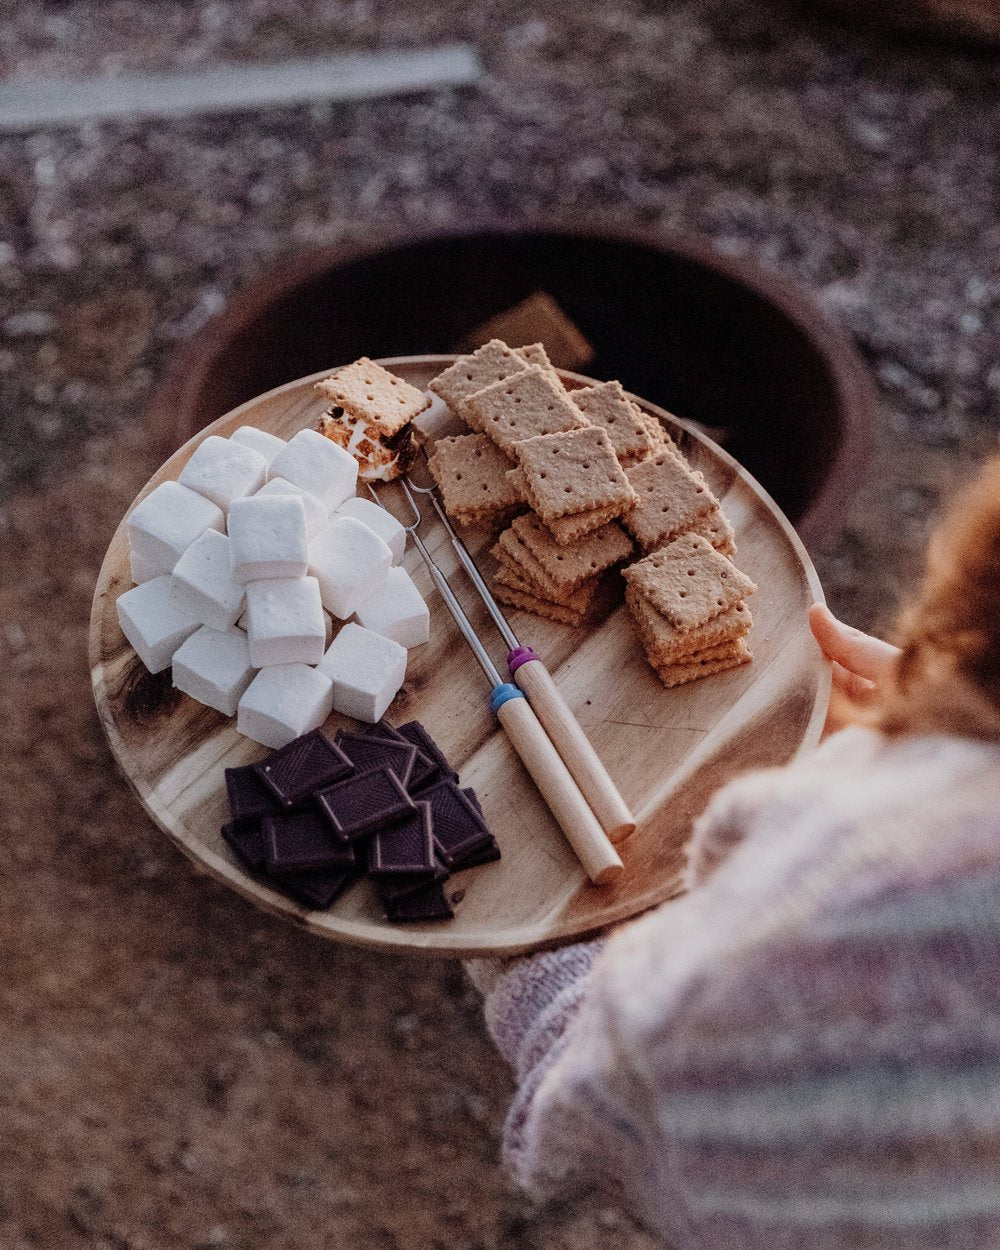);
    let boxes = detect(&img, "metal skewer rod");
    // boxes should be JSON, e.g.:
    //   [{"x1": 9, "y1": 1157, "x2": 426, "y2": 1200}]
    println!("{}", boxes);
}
[
  {"x1": 369, "y1": 481, "x2": 622, "y2": 886},
  {"x1": 407, "y1": 468, "x2": 636, "y2": 844}
]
